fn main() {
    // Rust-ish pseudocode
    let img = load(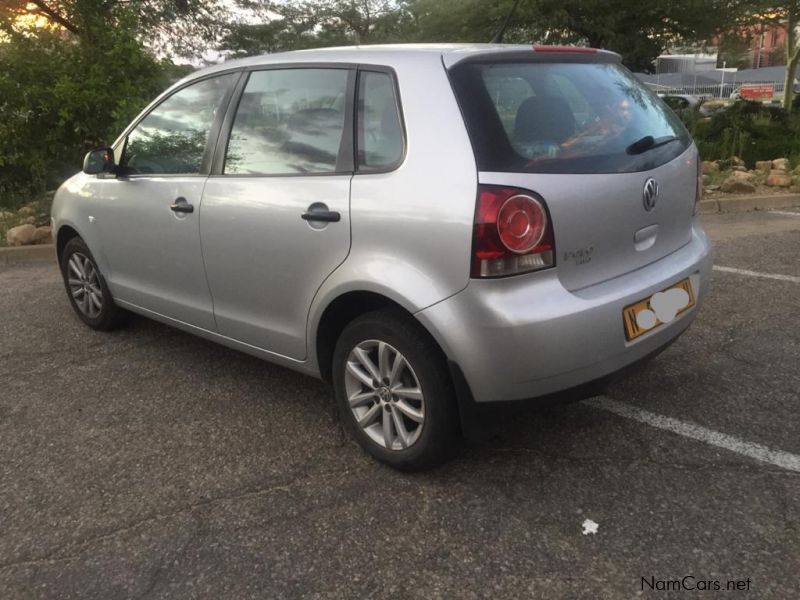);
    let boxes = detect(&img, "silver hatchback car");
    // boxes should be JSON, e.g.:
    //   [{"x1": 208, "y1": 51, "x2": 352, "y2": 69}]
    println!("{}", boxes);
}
[{"x1": 52, "y1": 44, "x2": 712, "y2": 470}]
